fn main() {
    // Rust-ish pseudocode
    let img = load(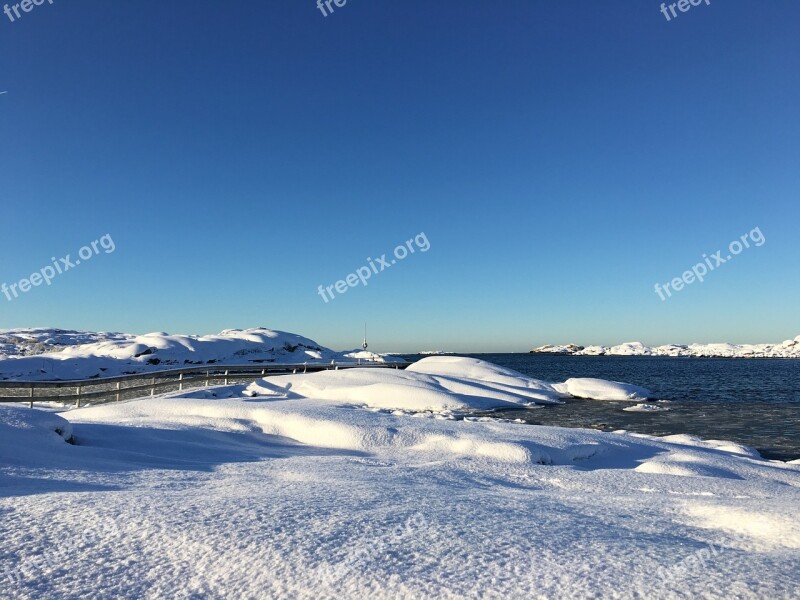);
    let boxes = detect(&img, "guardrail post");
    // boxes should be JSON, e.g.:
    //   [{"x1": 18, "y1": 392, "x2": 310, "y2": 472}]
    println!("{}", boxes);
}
[
  {"x1": 261, "y1": 368, "x2": 266, "y2": 376},
  {"x1": 179, "y1": 373, "x2": 184, "y2": 392},
  {"x1": 76, "y1": 384, "x2": 82, "y2": 408},
  {"x1": 151, "y1": 377, "x2": 156, "y2": 396},
  {"x1": 303, "y1": 362, "x2": 307, "y2": 374},
  {"x1": 29, "y1": 383, "x2": 34, "y2": 408},
  {"x1": 116, "y1": 381, "x2": 121, "y2": 402},
  {"x1": 224, "y1": 370, "x2": 229, "y2": 385},
  {"x1": 205, "y1": 371, "x2": 210, "y2": 387}
]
